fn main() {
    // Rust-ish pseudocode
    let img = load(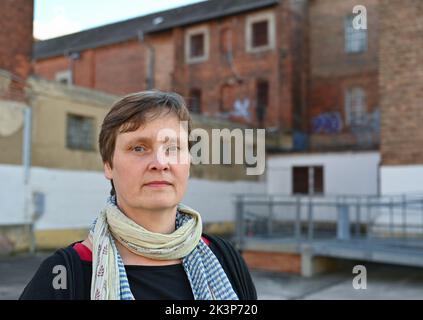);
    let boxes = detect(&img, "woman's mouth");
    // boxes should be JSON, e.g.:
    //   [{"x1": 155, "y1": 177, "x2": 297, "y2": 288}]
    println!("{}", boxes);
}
[{"x1": 144, "y1": 181, "x2": 172, "y2": 188}]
